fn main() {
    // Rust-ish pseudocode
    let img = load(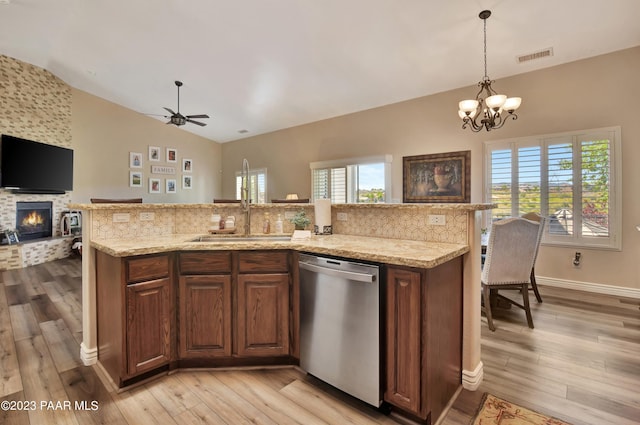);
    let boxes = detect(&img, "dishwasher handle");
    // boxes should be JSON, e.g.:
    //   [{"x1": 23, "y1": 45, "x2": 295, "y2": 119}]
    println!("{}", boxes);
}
[{"x1": 299, "y1": 260, "x2": 376, "y2": 283}]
